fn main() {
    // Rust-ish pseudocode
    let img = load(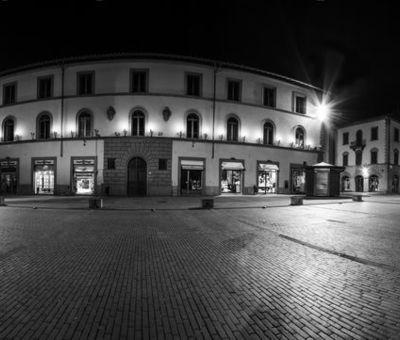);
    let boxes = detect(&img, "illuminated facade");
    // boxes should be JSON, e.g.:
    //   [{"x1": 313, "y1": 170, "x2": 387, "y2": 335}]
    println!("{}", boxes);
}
[
  {"x1": 336, "y1": 116, "x2": 400, "y2": 193},
  {"x1": 0, "y1": 54, "x2": 329, "y2": 196}
]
